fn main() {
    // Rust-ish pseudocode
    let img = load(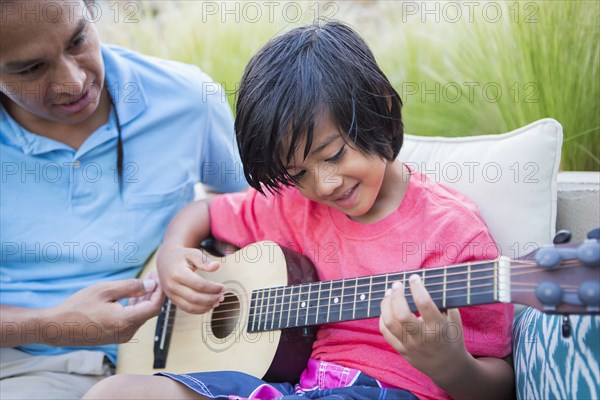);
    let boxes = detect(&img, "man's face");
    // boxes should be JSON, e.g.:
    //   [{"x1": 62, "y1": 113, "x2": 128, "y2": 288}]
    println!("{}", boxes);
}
[{"x1": 0, "y1": 0, "x2": 105, "y2": 126}]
